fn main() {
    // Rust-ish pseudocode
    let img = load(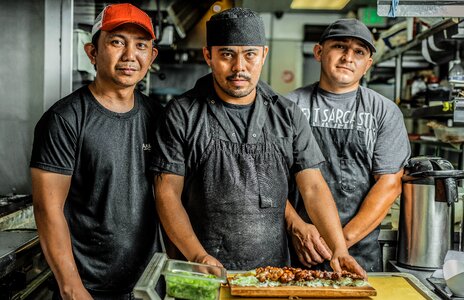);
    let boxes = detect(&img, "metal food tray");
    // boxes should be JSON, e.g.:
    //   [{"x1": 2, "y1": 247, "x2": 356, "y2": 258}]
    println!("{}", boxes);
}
[{"x1": 133, "y1": 252, "x2": 168, "y2": 300}]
